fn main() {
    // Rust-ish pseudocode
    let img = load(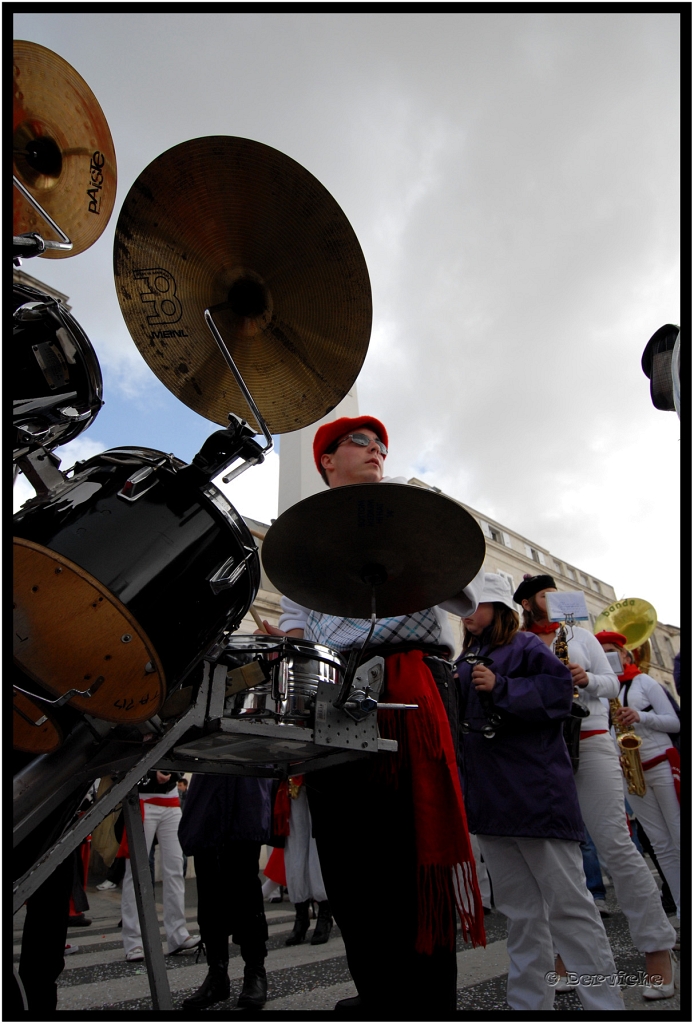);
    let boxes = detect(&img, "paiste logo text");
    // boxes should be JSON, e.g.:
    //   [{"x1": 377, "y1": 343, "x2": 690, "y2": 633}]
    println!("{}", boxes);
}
[{"x1": 87, "y1": 152, "x2": 105, "y2": 214}]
